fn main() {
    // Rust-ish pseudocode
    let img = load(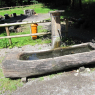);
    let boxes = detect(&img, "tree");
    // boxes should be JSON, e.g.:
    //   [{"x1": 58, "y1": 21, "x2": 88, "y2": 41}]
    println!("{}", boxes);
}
[{"x1": 71, "y1": 0, "x2": 75, "y2": 8}]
